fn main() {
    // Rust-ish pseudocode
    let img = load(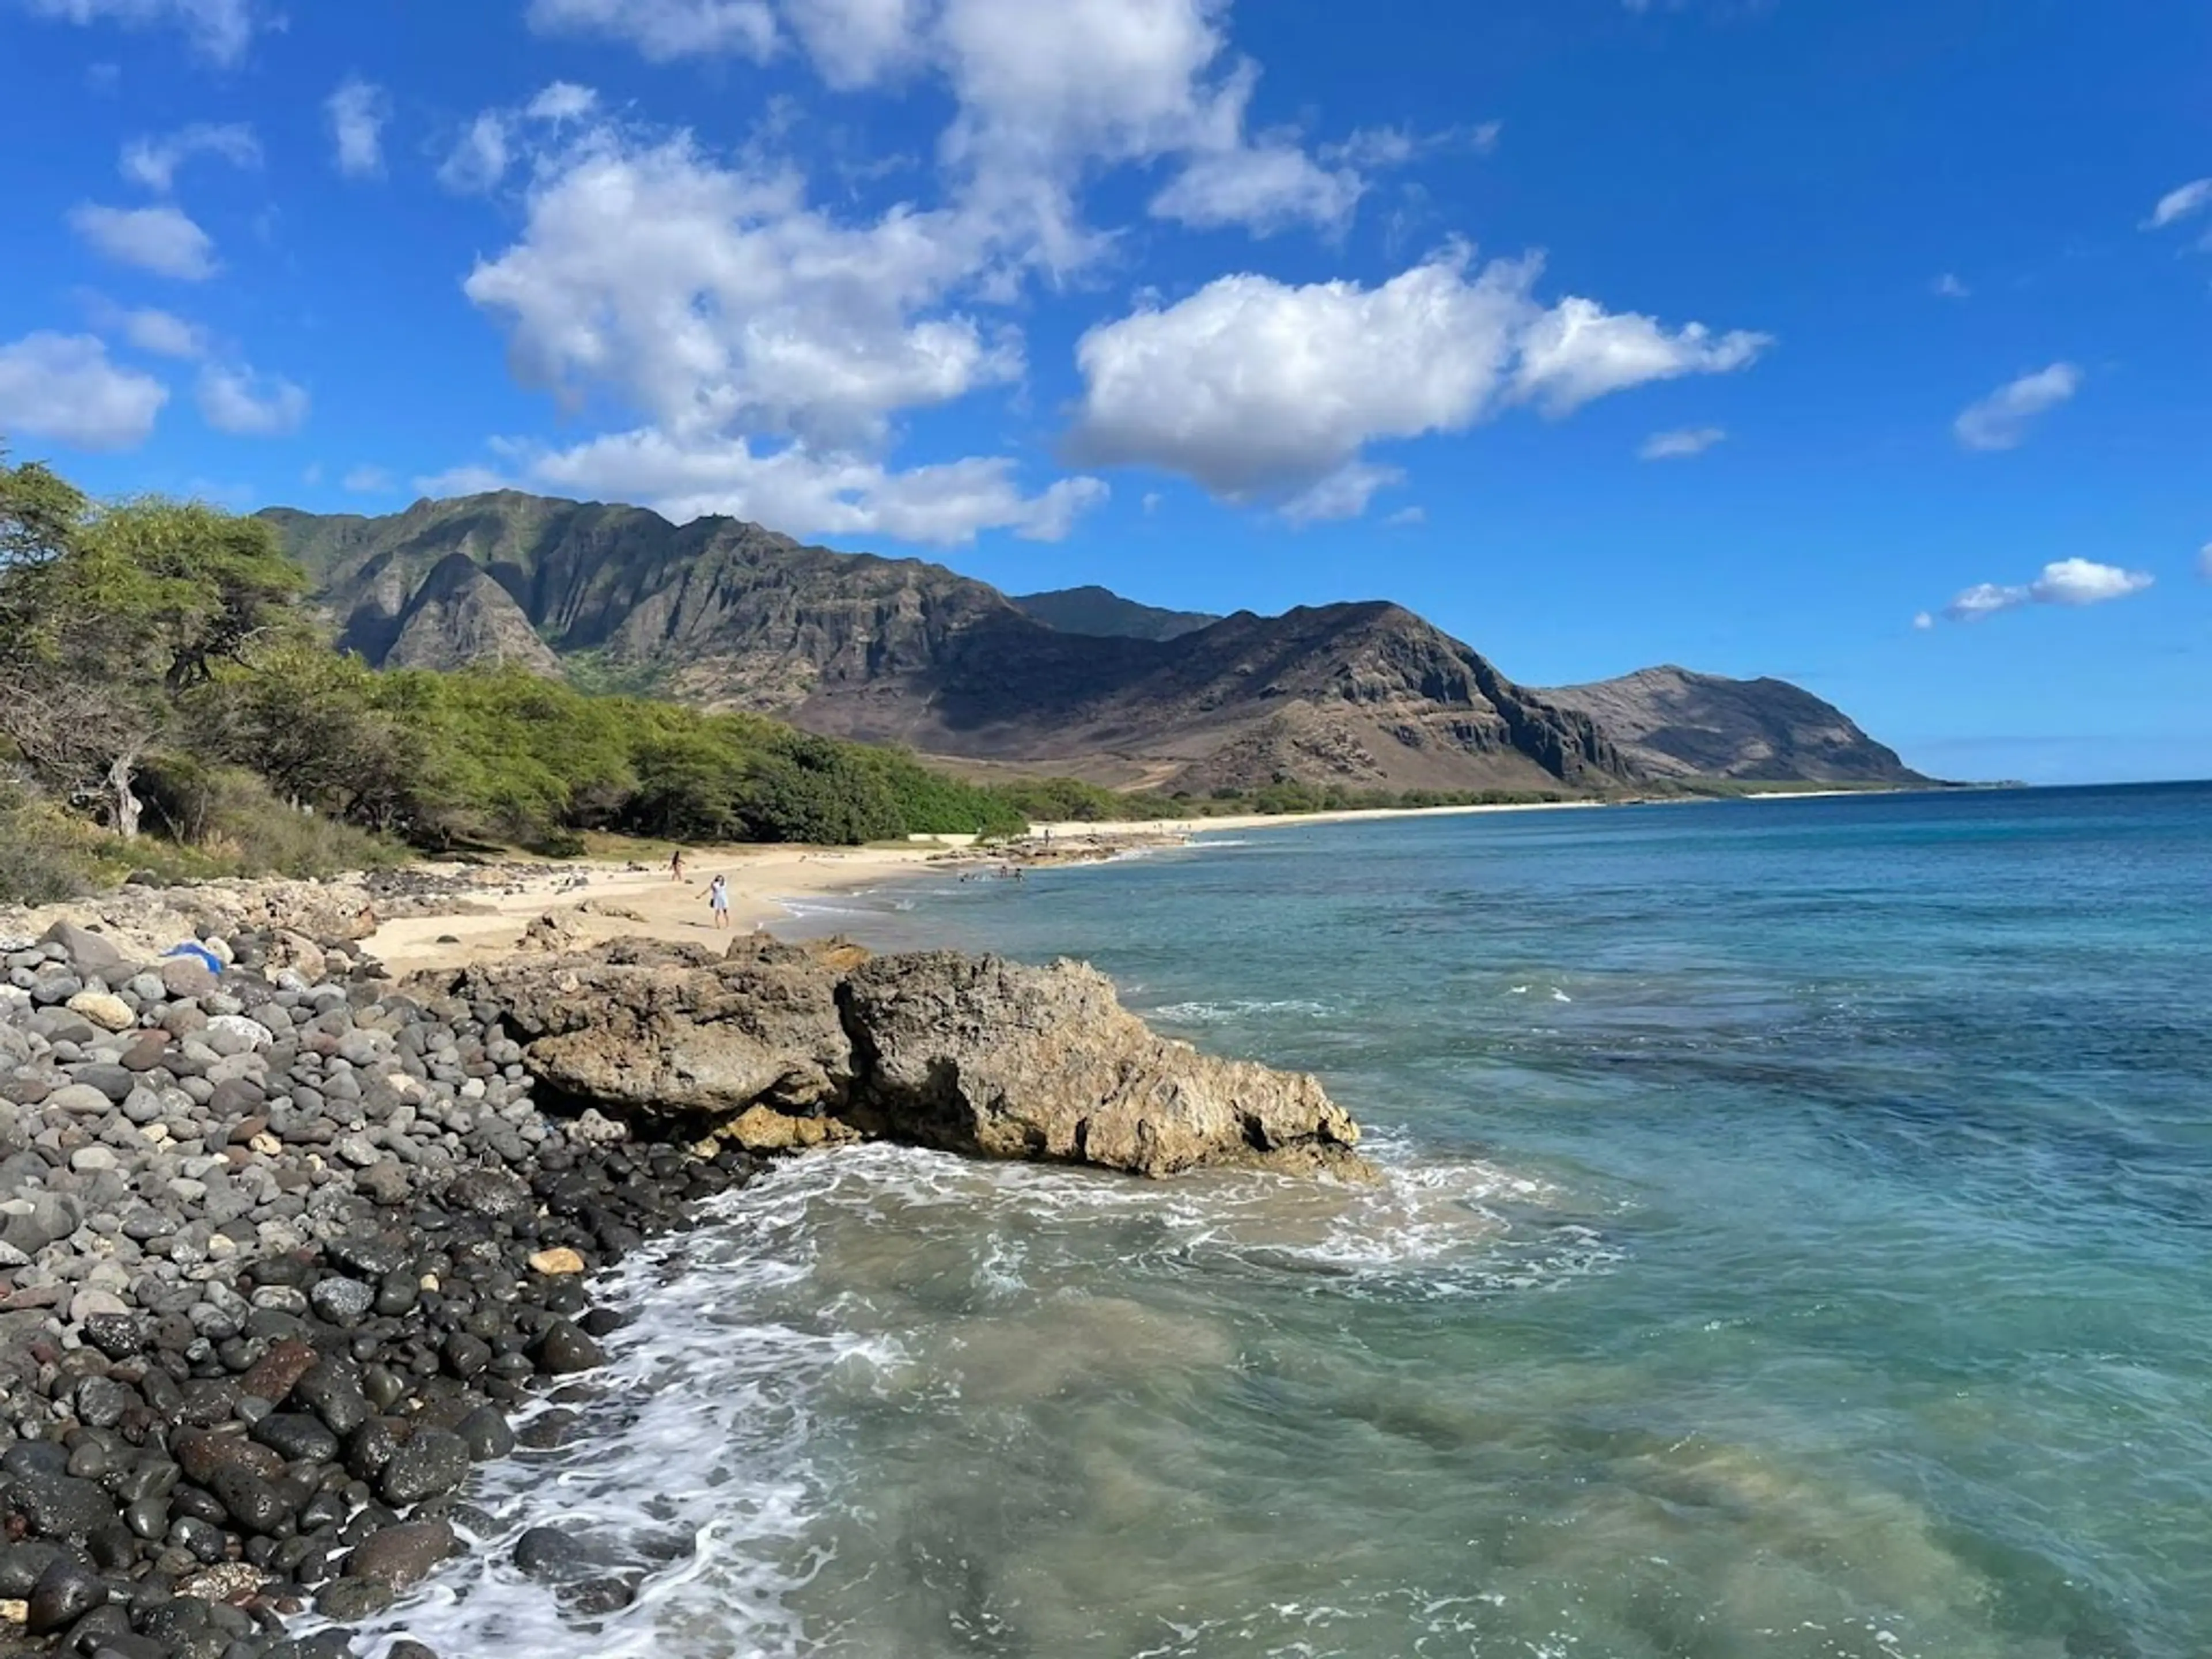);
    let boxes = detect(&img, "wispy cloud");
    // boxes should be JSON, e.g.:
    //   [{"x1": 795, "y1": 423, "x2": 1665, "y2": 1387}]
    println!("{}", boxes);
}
[
  {"x1": 2198, "y1": 542, "x2": 2212, "y2": 582},
  {"x1": 342, "y1": 464, "x2": 395, "y2": 494},
  {"x1": 2143, "y1": 177, "x2": 2212, "y2": 231},
  {"x1": 1953, "y1": 362, "x2": 2080, "y2": 452},
  {"x1": 69, "y1": 202, "x2": 218, "y2": 279},
  {"x1": 79, "y1": 293, "x2": 211, "y2": 358},
  {"x1": 1639, "y1": 425, "x2": 1725, "y2": 460},
  {"x1": 1931, "y1": 272, "x2": 1971, "y2": 299},
  {"x1": 24, "y1": 0, "x2": 268, "y2": 65},
  {"x1": 1925, "y1": 557, "x2": 2154, "y2": 626},
  {"x1": 197, "y1": 362, "x2": 309, "y2": 435},
  {"x1": 326, "y1": 79, "x2": 388, "y2": 179},
  {"x1": 120, "y1": 122, "x2": 260, "y2": 193}
]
